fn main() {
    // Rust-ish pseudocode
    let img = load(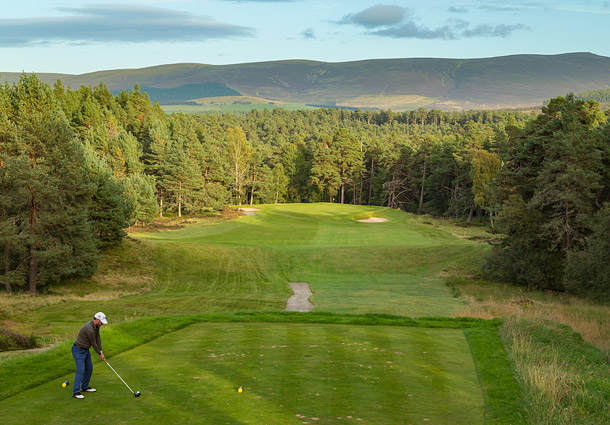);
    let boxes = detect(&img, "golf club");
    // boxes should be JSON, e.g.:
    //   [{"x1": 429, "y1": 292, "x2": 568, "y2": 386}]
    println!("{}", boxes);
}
[{"x1": 105, "y1": 361, "x2": 141, "y2": 397}]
